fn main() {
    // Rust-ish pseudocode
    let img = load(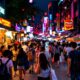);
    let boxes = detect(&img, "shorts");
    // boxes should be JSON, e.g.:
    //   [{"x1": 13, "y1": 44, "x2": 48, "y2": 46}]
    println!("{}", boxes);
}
[{"x1": 17, "y1": 66, "x2": 24, "y2": 69}]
